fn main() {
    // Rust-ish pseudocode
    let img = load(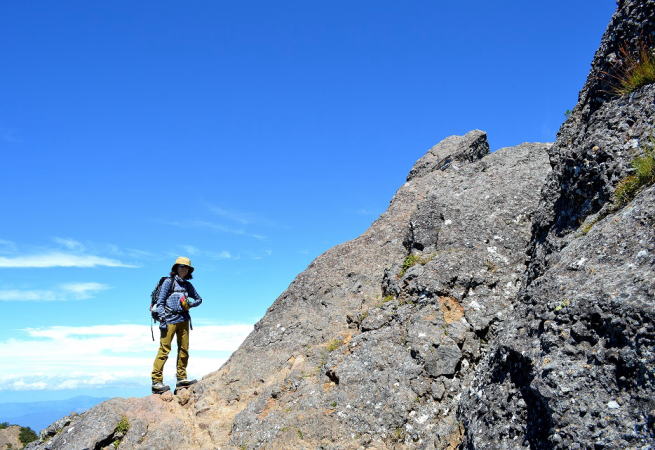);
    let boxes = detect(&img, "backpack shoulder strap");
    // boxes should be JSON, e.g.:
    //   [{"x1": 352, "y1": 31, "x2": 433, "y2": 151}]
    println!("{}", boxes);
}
[{"x1": 167, "y1": 276, "x2": 176, "y2": 296}]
